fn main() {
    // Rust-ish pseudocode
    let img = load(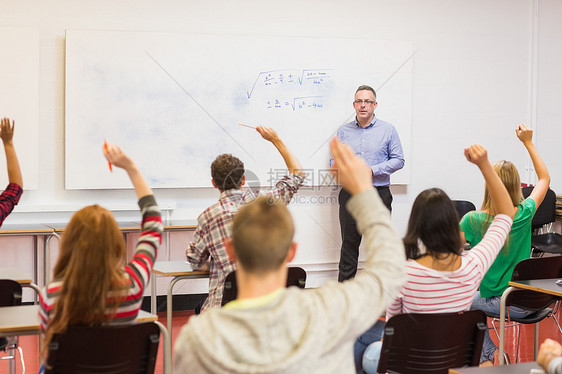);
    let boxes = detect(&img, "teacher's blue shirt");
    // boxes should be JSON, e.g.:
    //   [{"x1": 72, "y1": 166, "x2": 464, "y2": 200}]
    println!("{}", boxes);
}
[{"x1": 332, "y1": 115, "x2": 404, "y2": 187}]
